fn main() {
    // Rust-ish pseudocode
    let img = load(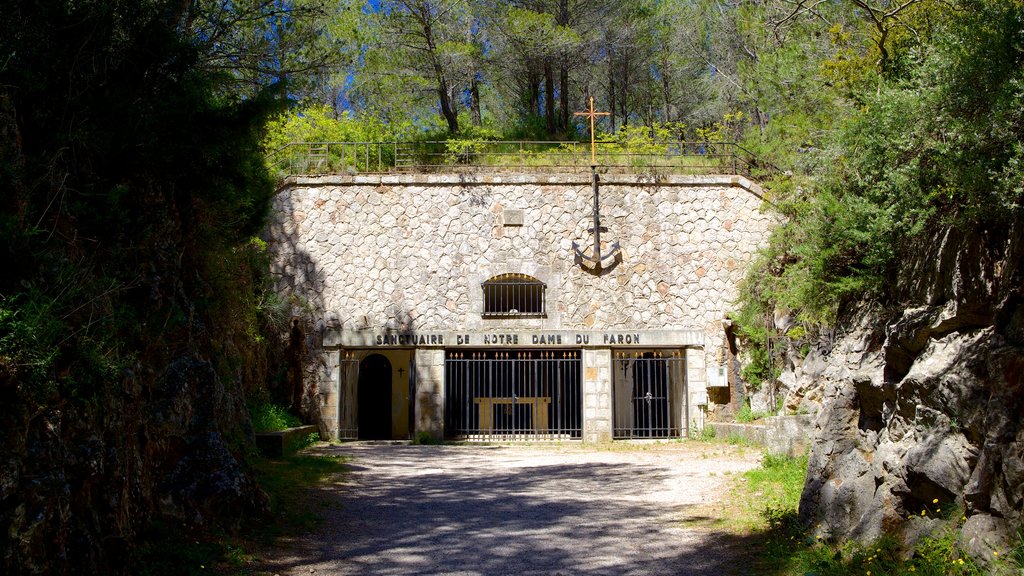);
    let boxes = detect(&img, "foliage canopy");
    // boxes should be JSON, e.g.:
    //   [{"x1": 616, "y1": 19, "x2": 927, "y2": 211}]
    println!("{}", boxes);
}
[{"x1": 733, "y1": 0, "x2": 1024, "y2": 387}]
